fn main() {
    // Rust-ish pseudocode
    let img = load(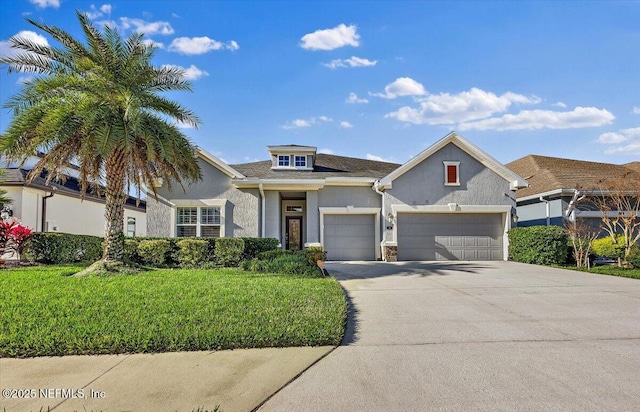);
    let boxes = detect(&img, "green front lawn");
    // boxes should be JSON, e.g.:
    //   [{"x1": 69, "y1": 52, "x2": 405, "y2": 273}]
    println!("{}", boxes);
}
[
  {"x1": 559, "y1": 265, "x2": 640, "y2": 280},
  {"x1": 0, "y1": 266, "x2": 346, "y2": 358}
]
